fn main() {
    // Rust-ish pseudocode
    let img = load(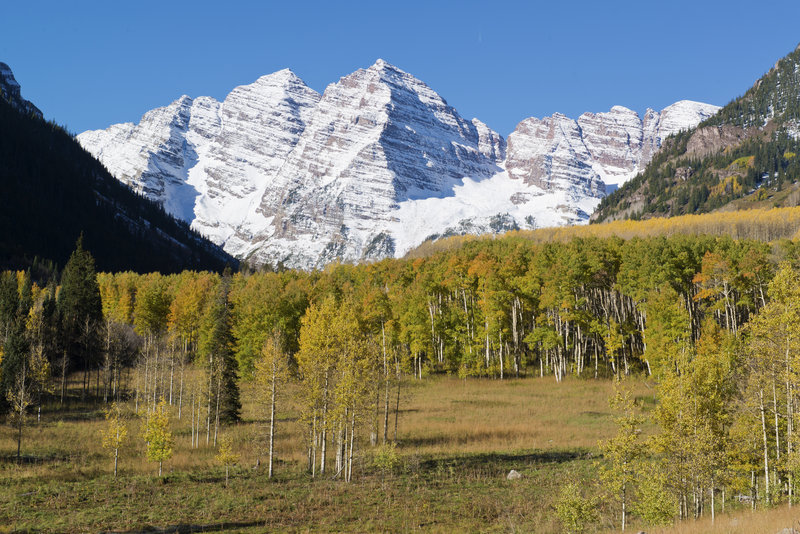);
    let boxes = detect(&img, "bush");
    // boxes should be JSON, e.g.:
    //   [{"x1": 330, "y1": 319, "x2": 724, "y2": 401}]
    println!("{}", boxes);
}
[{"x1": 555, "y1": 482, "x2": 598, "y2": 534}]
